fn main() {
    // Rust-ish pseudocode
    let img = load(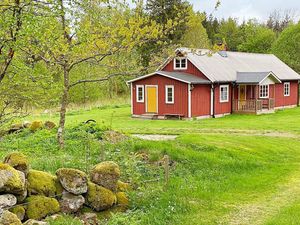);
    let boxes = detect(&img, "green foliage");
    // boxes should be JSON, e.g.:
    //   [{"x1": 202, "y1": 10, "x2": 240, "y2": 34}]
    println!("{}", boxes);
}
[
  {"x1": 272, "y1": 23, "x2": 300, "y2": 73},
  {"x1": 180, "y1": 10, "x2": 210, "y2": 49},
  {"x1": 216, "y1": 18, "x2": 241, "y2": 51},
  {"x1": 238, "y1": 23, "x2": 276, "y2": 53}
]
